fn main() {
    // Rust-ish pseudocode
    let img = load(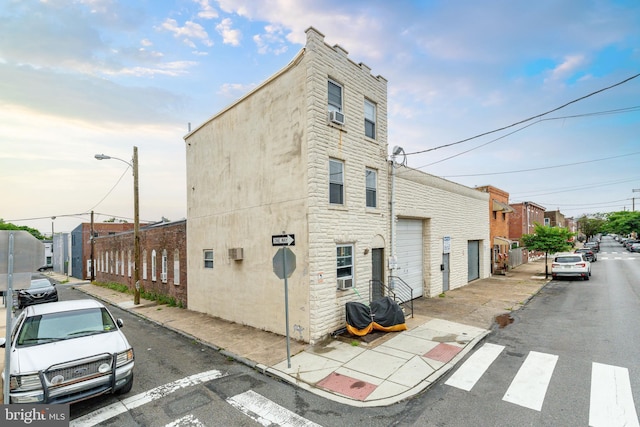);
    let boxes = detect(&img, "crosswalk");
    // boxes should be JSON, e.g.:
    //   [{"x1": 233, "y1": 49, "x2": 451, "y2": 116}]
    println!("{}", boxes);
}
[
  {"x1": 70, "y1": 370, "x2": 320, "y2": 427},
  {"x1": 445, "y1": 343, "x2": 639, "y2": 427}
]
